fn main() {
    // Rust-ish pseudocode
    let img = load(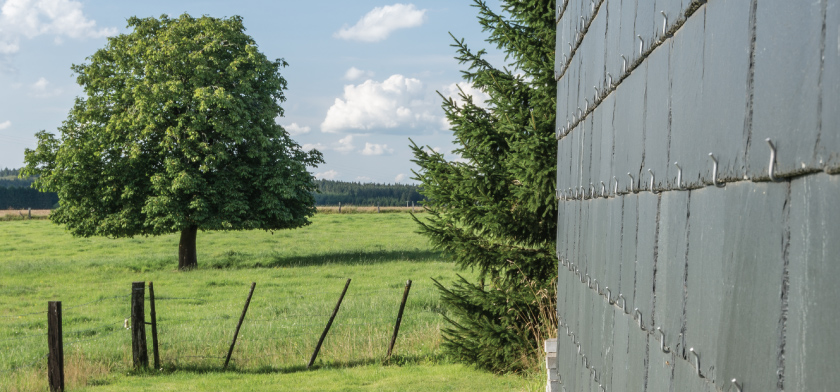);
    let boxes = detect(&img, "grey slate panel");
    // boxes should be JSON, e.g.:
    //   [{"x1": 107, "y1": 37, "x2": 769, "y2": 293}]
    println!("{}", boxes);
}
[
  {"x1": 609, "y1": 307, "x2": 630, "y2": 392},
  {"x1": 590, "y1": 105, "x2": 604, "y2": 193},
  {"x1": 818, "y1": 2, "x2": 840, "y2": 171},
  {"x1": 700, "y1": 0, "x2": 752, "y2": 181},
  {"x1": 646, "y1": 337, "x2": 674, "y2": 392},
  {"x1": 684, "y1": 186, "x2": 727, "y2": 364},
  {"x1": 619, "y1": 195, "x2": 638, "y2": 309},
  {"x1": 633, "y1": 193, "x2": 658, "y2": 325},
  {"x1": 604, "y1": 193, "x2": 623, "y2": 296},
  {"x1": 651, "y1": 190, "x2": 688, "y2": 352},
  {"x1": 625, "y1": 320, "x2": 648, "y2": 392},
  {"x1": 668, "y1": 8, "x2": 707, "y2": 188},
  {"x1": 643, "y1": 42, "x2": 672, "y2": 187},
  {"x1": 748, "y1": 0, "x2": 823, "y2": 177},
  {"x1": 612, "y1": 65, "x2": 646, "y2": 182},
  {"x1": 618, "y1": 0, "x2": 639, "y2": 71},
  {"x1": 714, "y1": 181, "x2": 786, "y2": 391},
  {"x1": 598, "y1": 94, "x2": 617, "y2": 183},
  {"x1": 604, "y1": 0, "x2": 623, "y2": 81},
  {"x1": 787, "y1": 173, "x2": 840, "y2": 391},
  {"x1": 635, "y1": 0, "x2": 656, "y2": 50}
]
